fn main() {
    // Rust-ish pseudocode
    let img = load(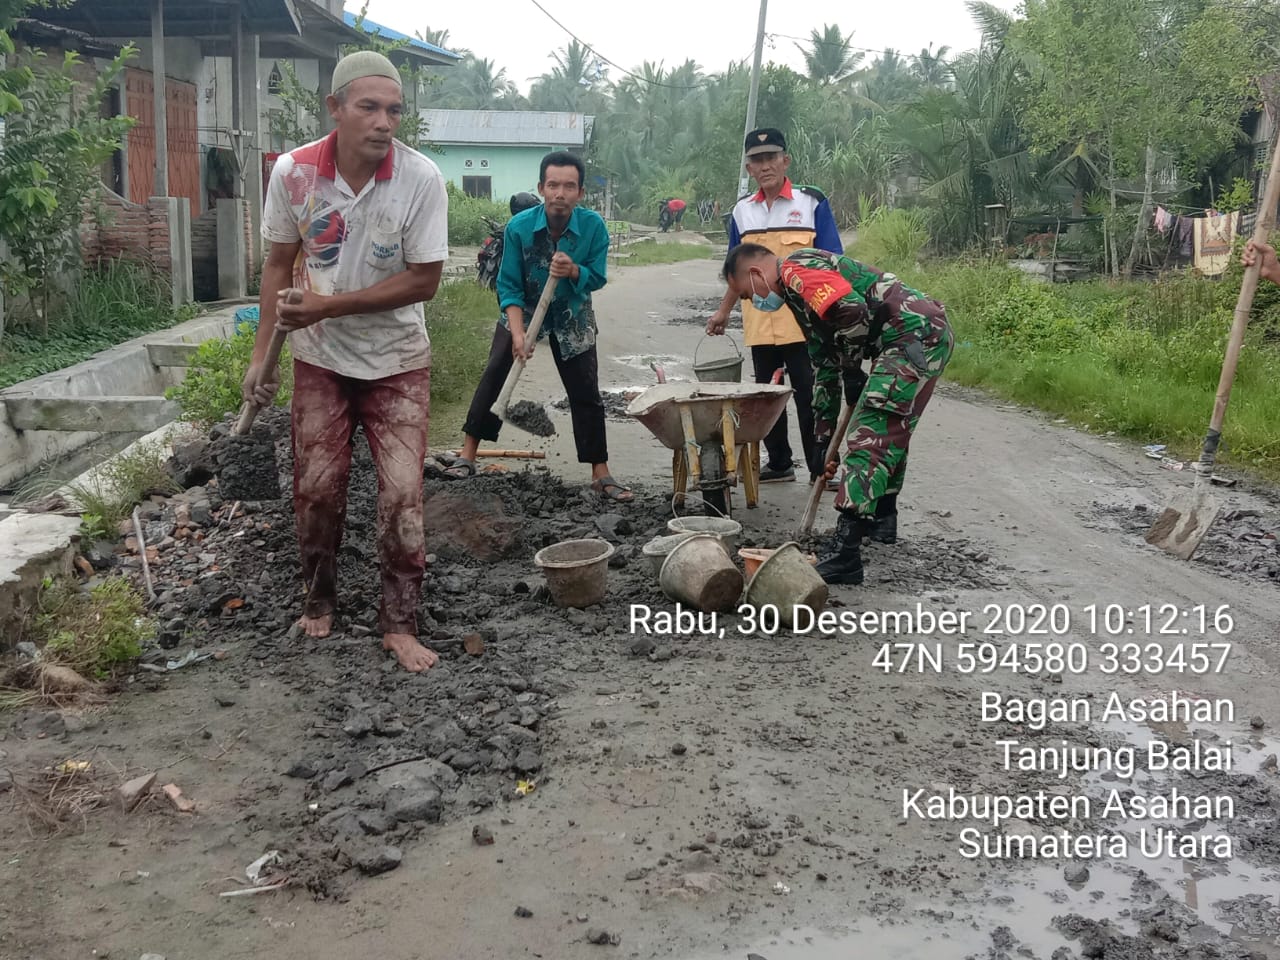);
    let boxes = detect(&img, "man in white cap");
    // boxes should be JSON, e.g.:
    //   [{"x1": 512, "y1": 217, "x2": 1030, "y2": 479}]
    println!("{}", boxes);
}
[{"x1": 243, "y1": 50, "x2": 449, "y2": 673}]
